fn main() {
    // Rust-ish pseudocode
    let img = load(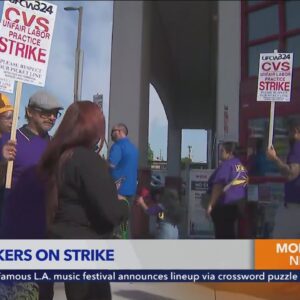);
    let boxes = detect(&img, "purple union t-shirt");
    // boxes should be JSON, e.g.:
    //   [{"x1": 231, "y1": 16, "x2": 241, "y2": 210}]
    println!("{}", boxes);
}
[
  {"x1": 208, "y1": 157, "x2": 248, "y2": 205},
  {"x1": 285, "y1": 141, "x2": 300, "y2": 204},
  {"x1": 0, "y1": 126, "x2": 50, "y2": 187}
]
